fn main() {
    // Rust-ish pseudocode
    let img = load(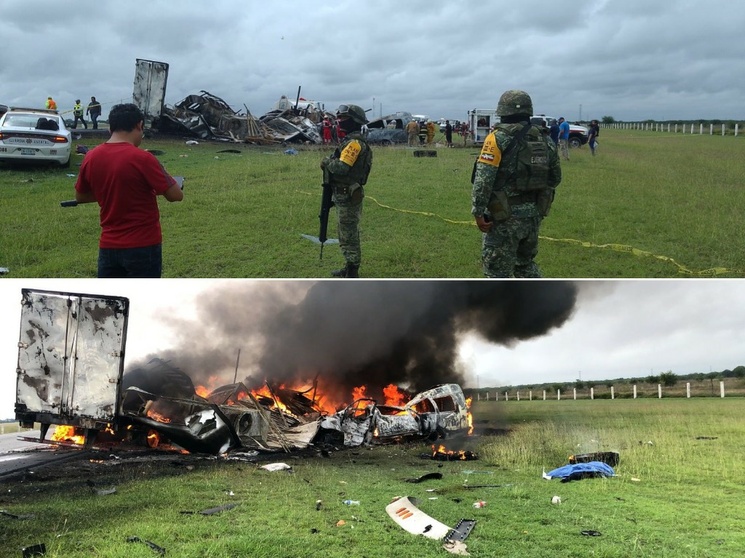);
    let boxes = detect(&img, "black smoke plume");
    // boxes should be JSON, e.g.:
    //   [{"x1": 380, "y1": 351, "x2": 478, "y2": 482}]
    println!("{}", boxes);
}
[{"x1": 129, "y1": 281, "x2": 578, "y2": 401}]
